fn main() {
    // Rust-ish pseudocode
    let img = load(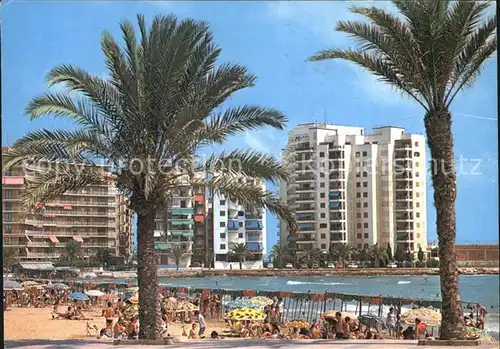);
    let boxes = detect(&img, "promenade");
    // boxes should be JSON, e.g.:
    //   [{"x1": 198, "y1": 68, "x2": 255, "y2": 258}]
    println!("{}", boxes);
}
[{"x1": 4, "y1": 339, "x2": 498, "y2": 349}]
